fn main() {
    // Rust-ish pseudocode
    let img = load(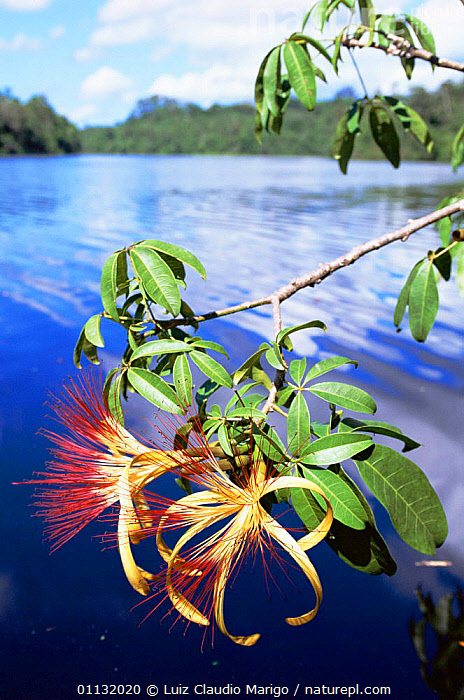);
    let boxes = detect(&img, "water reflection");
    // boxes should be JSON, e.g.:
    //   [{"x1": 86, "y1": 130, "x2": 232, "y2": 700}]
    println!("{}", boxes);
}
[
  {"x1": 0, "y1": 155, "x2": 463, "y2": 369},
  {"x1": 409, "y1": 586, "x2": 464, "y2": 699}
]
